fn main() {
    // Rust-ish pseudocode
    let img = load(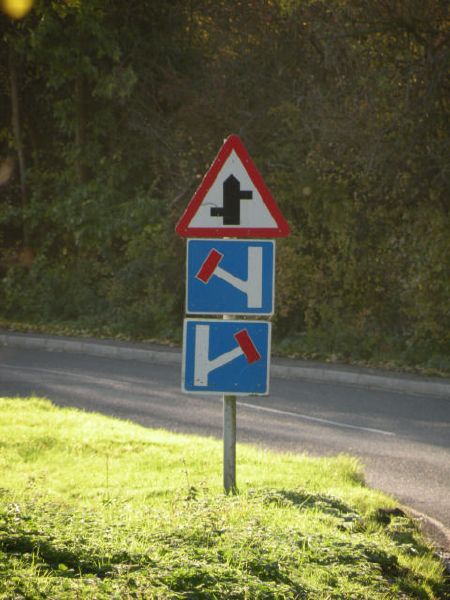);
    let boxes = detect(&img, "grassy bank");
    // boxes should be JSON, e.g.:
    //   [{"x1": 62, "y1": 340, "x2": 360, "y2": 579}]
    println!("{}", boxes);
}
[{"x1": 0, "y1": 397, "x2": 447, "y2": 598}]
